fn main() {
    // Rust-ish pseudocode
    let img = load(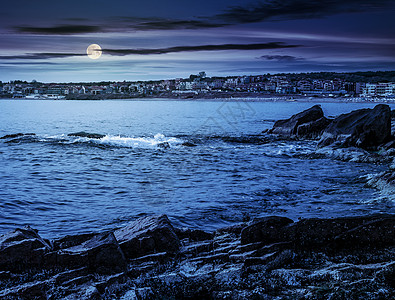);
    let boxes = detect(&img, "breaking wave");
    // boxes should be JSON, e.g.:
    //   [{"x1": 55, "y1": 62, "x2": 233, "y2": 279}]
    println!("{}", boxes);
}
[{"x1": 2, "y1": 133, "x2": 184, "y2": 149}]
